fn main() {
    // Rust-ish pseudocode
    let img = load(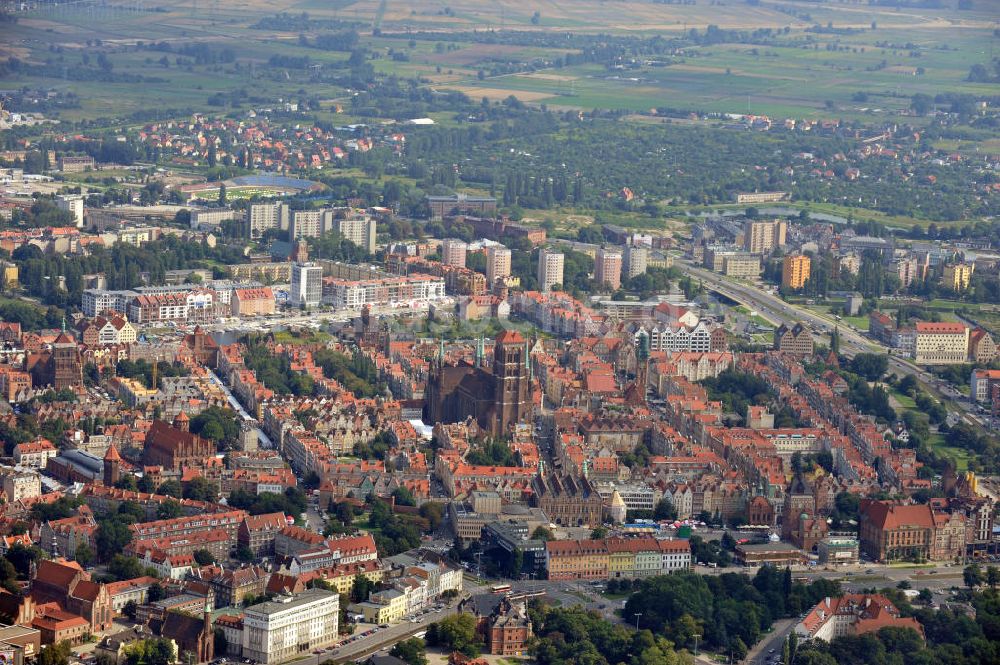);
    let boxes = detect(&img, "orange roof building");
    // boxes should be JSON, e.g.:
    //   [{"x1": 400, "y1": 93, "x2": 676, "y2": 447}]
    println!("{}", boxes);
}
[{"x1": 795, "y1": 594, "x2": 923, "y2": 642}]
